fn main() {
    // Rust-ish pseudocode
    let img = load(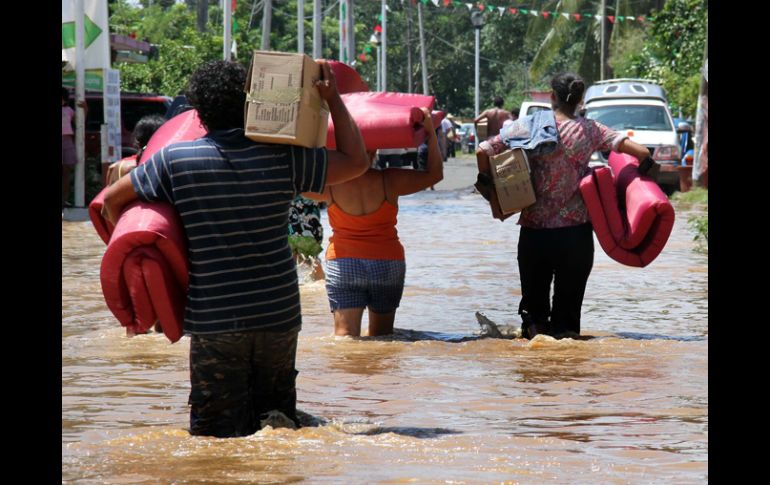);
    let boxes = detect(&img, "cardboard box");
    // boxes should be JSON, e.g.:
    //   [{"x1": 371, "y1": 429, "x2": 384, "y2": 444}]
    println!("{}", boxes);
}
[
  {"x1": 490, "y1": 148, "x2": 536, "y2": 215},
  {"x1": 244, "y1": 51, "x2": 329, "y2": 148},
  {"x1": 476, "y1": 120, "x2": 488, "y2": 141}
]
